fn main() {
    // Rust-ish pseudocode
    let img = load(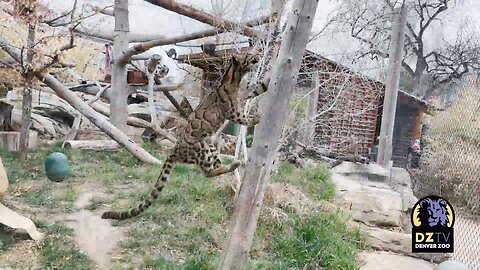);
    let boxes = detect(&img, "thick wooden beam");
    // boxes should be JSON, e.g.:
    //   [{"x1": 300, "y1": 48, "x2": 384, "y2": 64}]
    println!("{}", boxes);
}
[{"x1": 144, "y1": 0, "x2": 260, "y2": 37}]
